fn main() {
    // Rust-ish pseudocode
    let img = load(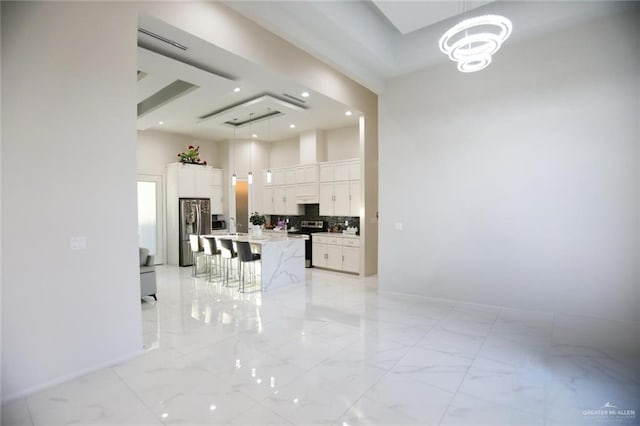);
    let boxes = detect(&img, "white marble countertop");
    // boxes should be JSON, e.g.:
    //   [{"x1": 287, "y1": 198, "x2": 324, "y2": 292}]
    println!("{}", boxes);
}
[
  {"x1": 312, "y1": 232, "x2": 360, "y2": 238},
  {"x1": 201, "y1": 233, "x2": 308, "y2": 244}
]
